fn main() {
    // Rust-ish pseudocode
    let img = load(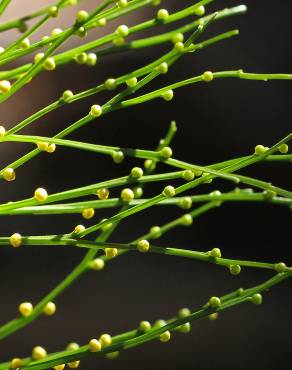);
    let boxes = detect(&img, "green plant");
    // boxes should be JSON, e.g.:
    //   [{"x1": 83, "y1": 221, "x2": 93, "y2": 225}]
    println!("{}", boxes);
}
[{"x1": 0, "y1": 0, "x2": 291, "y2": 369}]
